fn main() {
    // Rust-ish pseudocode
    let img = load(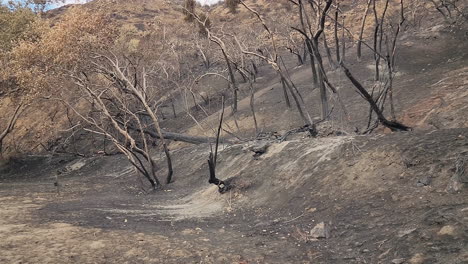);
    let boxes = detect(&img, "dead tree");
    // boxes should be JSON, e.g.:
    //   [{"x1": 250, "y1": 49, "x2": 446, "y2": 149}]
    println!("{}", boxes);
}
[
  {"x1": 286, "y1": 34, "x2": 305, "y2": 65},
  {"x1": 100, "y1": 55, "x2": 174, "y2": 184},
  {"x1": 292, "y1": 0, "x2": 337, "y2": 121},
  {"x1": 359, "y1": 0, "x2": 407, "y2": 129},
  {"x1": 193, "y1": 14, "x2": 240, "y2": 113},
  {"x1": 207, "y1": 98, "x2": 229, "y2": 193},
  {"x1": 0, "y1": 102, "x2": 24, "y2": 157},
  {"x1": 236, "y1": 1, "x2": 315, "y2": 128},
  {"x1": 65, "y1": 54, "x2": 181, "y2": 188},
  {"x1": 357, "y1": 0, "x2": 373, "y2": 59},
  {"x1": 195, "y1": 41, "x2": 211, "y2": 69},
  {"x1": 65, "y1": 85, "x2": 162, "y2": 189},
  {"x1": 372, "y1": 0, "x2": 390, "y2": 81},
  {"x1": 339, "y1": 63, "x2": 410, "y2": 132},
  {"x1": 334, "y1": 4, "x2": 341, "y2": 63}
]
